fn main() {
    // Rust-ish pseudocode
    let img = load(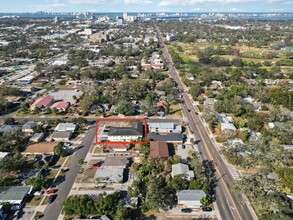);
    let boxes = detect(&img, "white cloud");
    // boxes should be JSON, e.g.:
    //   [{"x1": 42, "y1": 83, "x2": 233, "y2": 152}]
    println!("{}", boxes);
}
[
  {"x1": 68, "y1": 0, "x2": 122, "y2": 5},
  {"x1": 124, "y1": 0, "x2": 153, "y2": 5},
  {"x1": 159, "y1": 0, "x2": 255, "y2": 6},
  {"x1": 192, "y1": 8, "x2": 204, "y2": 11},
  {"x1": 27, "y1": 3, "x2": 65, "y2": 12},
  {"x1": 227, "y1": 7, "x2": 246, "y2": 12}
]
